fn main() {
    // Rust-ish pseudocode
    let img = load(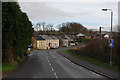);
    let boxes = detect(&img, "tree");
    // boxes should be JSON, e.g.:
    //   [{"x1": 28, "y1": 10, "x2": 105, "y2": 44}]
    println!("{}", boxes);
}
[
  {"x1": 2, "y1": 2, "x2": 33, "y2": 63},
  {"x1": 58, "y1": 22, "x2": 88, "y2": 36},
  {"x1": 36, "y1": 22, "x2": 41, "y2": 31}
]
